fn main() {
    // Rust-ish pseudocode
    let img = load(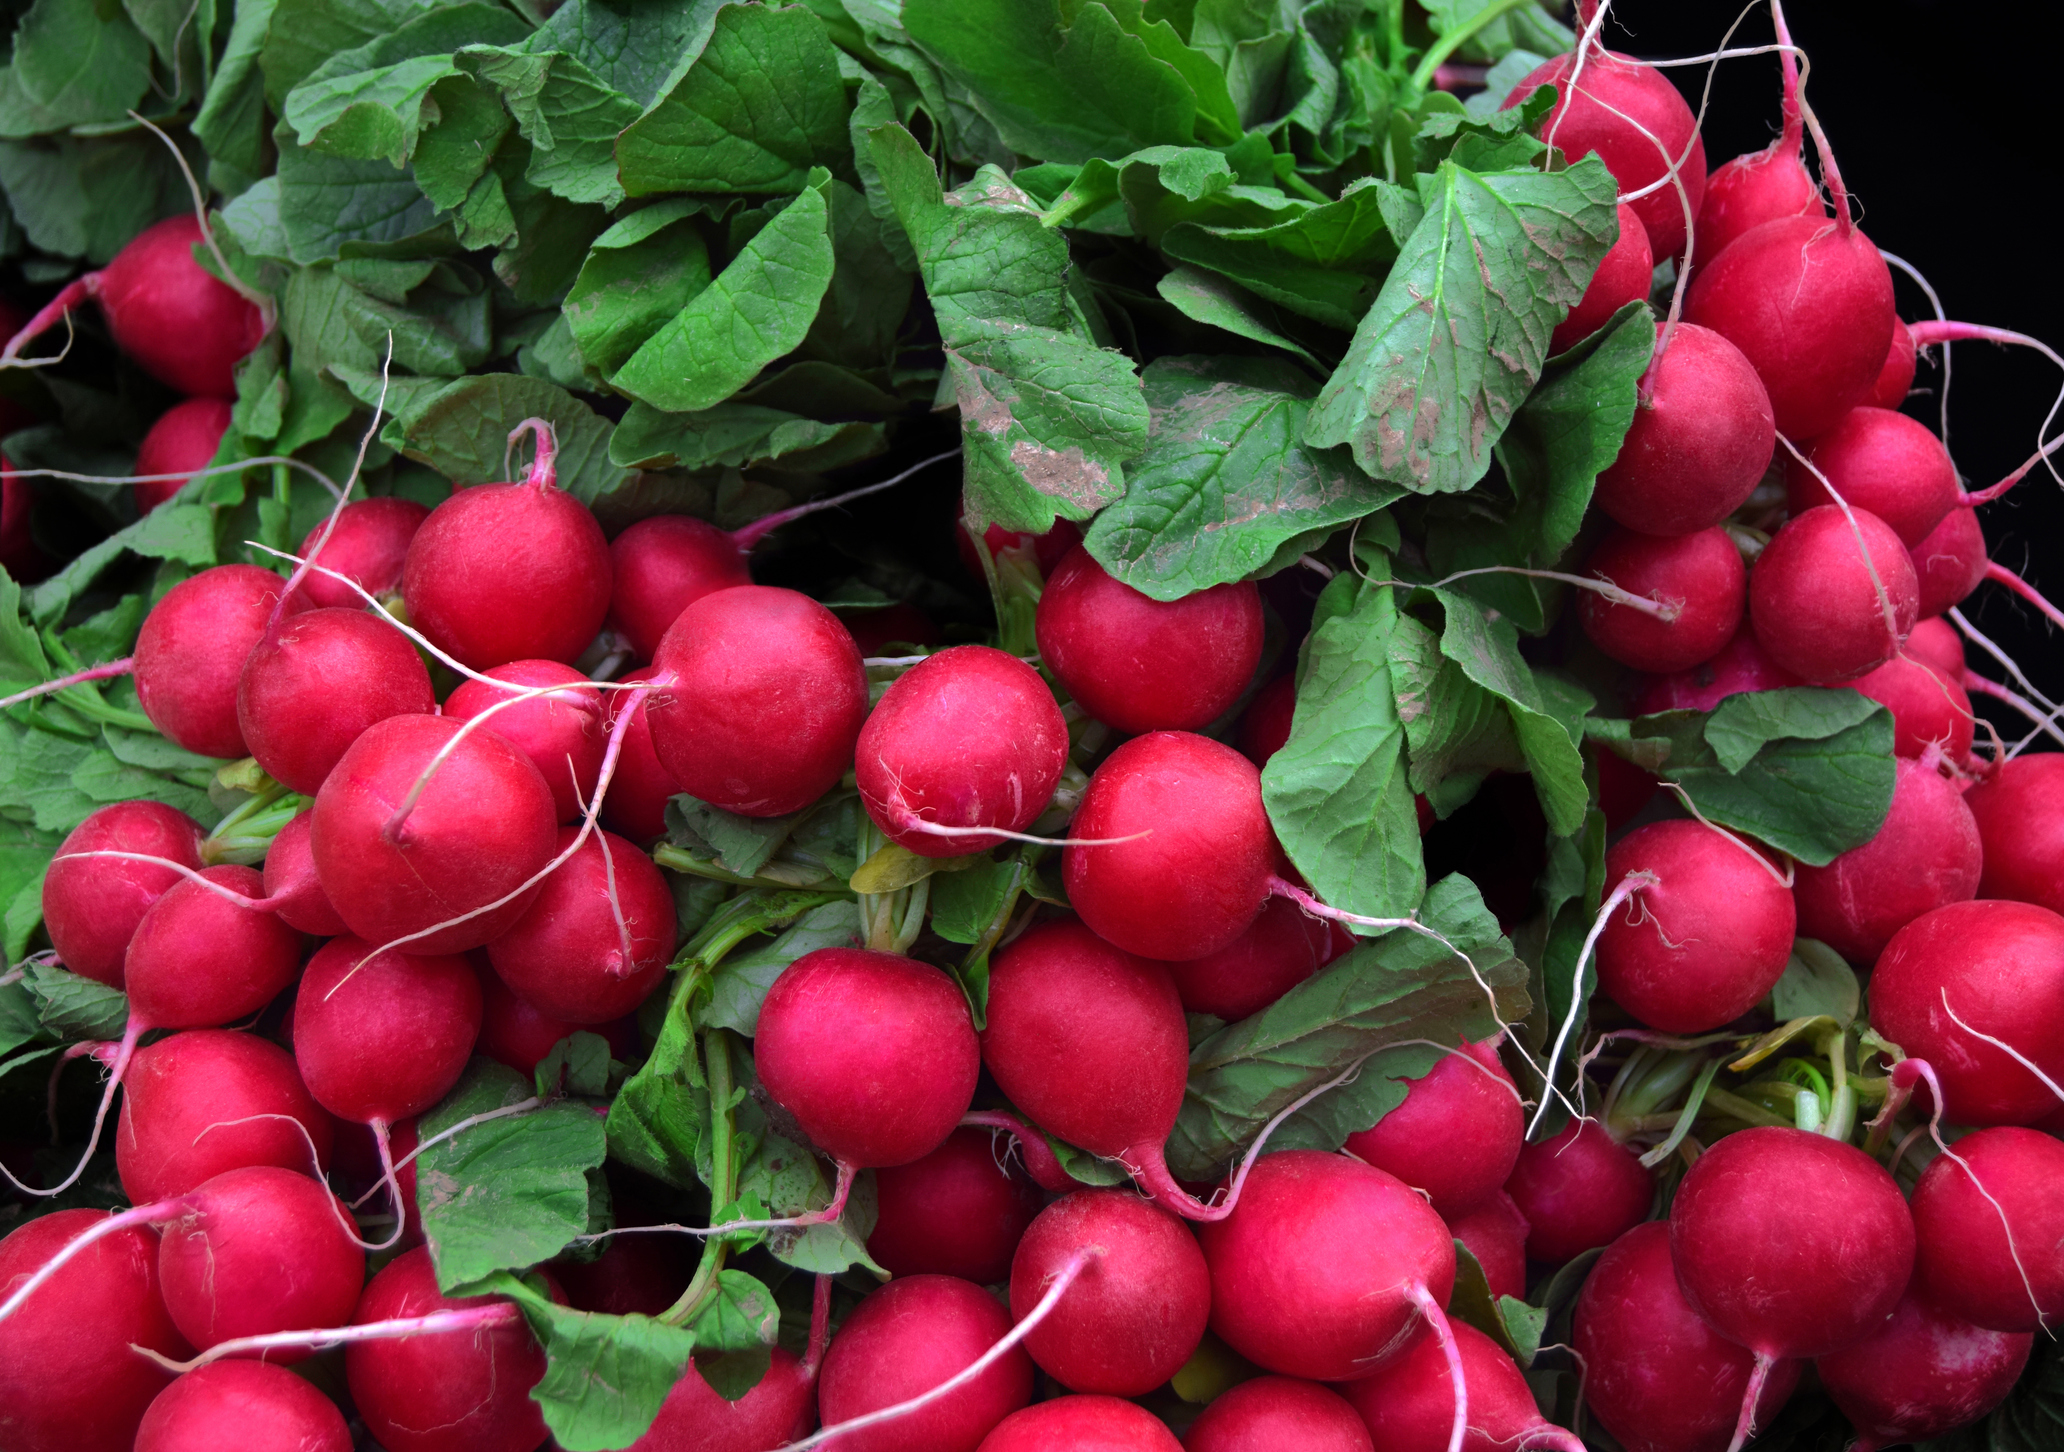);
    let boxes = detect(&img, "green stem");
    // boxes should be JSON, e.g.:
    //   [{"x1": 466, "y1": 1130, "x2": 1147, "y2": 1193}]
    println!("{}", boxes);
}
[
  {"x1": 661, "y1": 1026, "x2": 733, "y2": 1328},
  {"x1": 1407, "y1": 0, "x2": 1539, "y2": 92},
  {"x1": 1281, "y1": 170, "x2": 1332, "y2": 205},
  {"x1": 1701, "y1": 1087, "x2": 1796, "y2": 1131}
]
